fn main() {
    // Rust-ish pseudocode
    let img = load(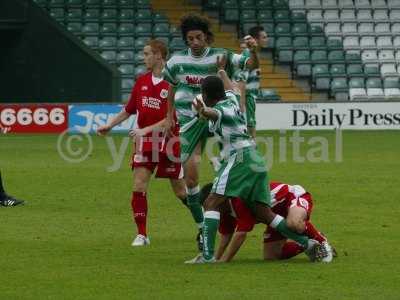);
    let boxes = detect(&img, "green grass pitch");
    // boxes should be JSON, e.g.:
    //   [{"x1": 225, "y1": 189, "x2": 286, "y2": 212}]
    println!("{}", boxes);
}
[{"x1": 1, "y1": 131, "x2": 399, "y2": 299}]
